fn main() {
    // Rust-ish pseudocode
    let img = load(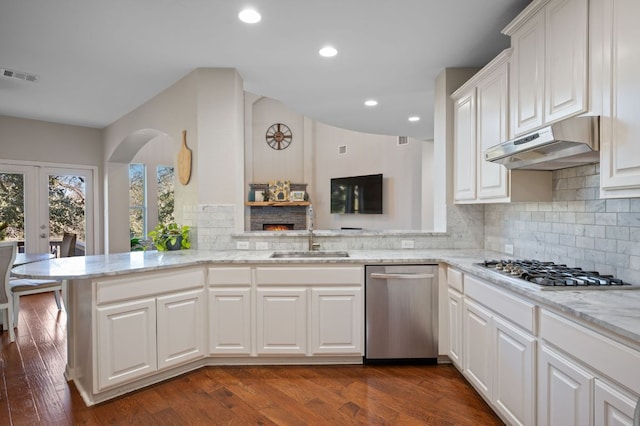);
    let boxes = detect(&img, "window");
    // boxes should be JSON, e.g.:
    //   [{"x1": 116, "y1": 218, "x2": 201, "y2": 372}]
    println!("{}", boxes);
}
[
  {"x1": 129, "y1": 163, "x2": 146, "y2": 238},
  {"x1": 157, "y1": 165, "x2": 174, "y2": 226}
]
